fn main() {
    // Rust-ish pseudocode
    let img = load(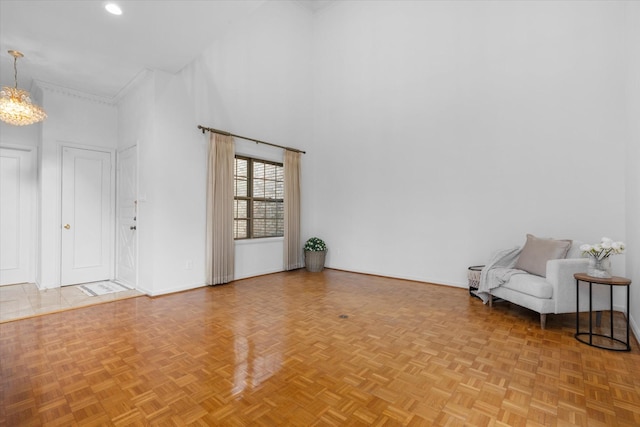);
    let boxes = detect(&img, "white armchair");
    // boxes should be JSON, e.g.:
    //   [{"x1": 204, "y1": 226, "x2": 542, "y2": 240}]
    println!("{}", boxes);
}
[{"x1": 486, "y1": 241, "x2": 611, "y2": 329}]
